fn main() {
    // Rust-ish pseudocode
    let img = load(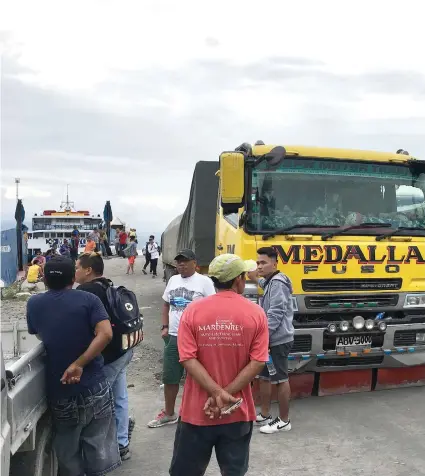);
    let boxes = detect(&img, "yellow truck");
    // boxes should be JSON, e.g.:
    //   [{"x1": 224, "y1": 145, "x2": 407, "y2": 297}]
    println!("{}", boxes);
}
[{"x1": 162, "y1": 143, "x2": 425, "y2": 394}]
